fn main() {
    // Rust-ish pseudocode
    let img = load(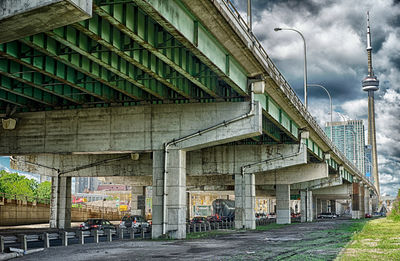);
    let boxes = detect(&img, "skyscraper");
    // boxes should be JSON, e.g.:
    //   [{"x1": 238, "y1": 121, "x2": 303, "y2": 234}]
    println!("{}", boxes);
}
[
  {"x1": 325, "y1": 120, "x2": 365, "y2": 175},
  {"x1": 362, "y1": 12, "x2": 380, "y2": 195},
  {"x1": 365, "y1": 145, "x2": 373, "y2": 182}
]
